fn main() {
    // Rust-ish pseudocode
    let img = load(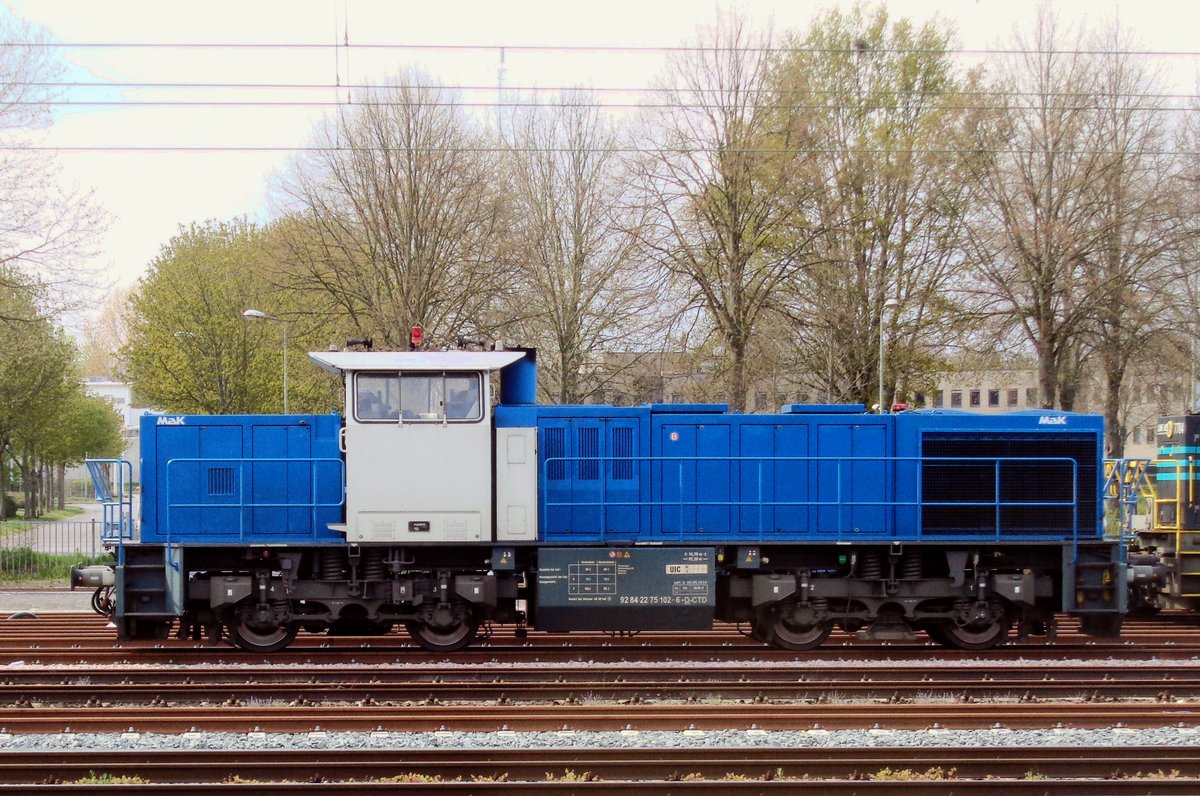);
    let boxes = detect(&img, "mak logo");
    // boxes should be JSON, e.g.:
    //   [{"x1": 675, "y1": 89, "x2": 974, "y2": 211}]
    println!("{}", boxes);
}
[
  {"x1": 156, "y1": 416, "x2": 186, "y2": 426},
  {"x1": 1037, "y1": 416, "x2": 1067, "y2": 426}
]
